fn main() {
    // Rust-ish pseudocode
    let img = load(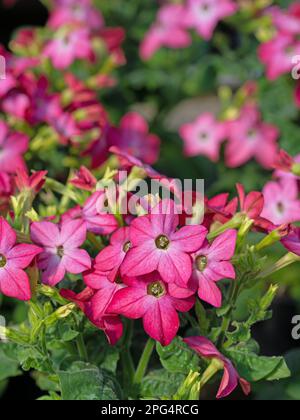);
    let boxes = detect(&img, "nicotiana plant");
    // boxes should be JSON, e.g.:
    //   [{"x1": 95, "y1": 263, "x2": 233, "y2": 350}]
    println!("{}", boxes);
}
[{"x1": 0, "y1": 152, "x2": 300, "y2": 400}]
